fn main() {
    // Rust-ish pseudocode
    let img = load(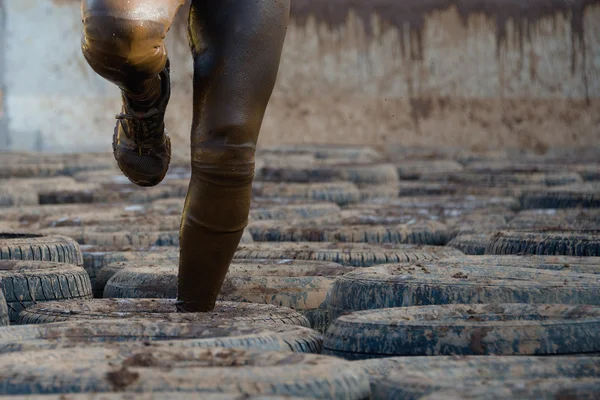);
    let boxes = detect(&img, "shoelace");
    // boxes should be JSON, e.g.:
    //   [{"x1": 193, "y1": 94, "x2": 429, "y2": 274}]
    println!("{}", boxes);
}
[{"x1": 116, "y1": 109, "x2": 161, "y2": 156}]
